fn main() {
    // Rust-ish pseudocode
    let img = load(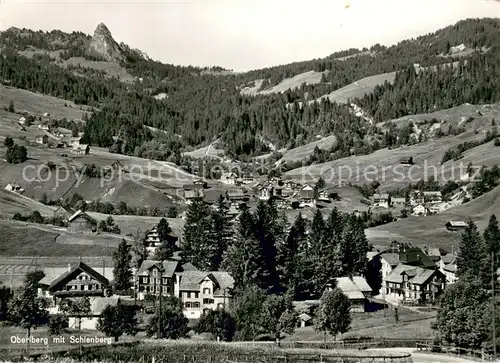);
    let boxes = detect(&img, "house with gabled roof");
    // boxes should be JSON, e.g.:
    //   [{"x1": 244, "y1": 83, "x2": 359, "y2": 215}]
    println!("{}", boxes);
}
[
  {"x1": 226, "y1": 188, "x2": 246, "y2": 202},
  {"x1": 68, "y1": 210, "x2": 97, "y2": 233},
  {"x1": 326, "y1": 276, "x2": 373, "y2": 312},
  {"x1": 384, "y1": 264, "x2": 446, "y2": 304},
  {"x1": 373, "y1": 193, "x2": 390, "y2": 208},
  {"x1": 177, "y1": 270, "x2": 234, "y2": 319},
  {"x1": 53, "y1": 206, "x2": 75, "y2": 220},
  {"x1": 299, "y1": 184, "x2": 316, "y2": 208},
  {"x1": 37, "y1": 262, "x2": 112, "y2": 303},
  {"x1": 220, "y1": 172, "x2": 237, "y2": 185},
  {"x1": 136, "y1": 260, "x2": 183, "y2": 301},
  {"x1": 4, "y1": 182, "x2": 24, "y2": 194}
]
